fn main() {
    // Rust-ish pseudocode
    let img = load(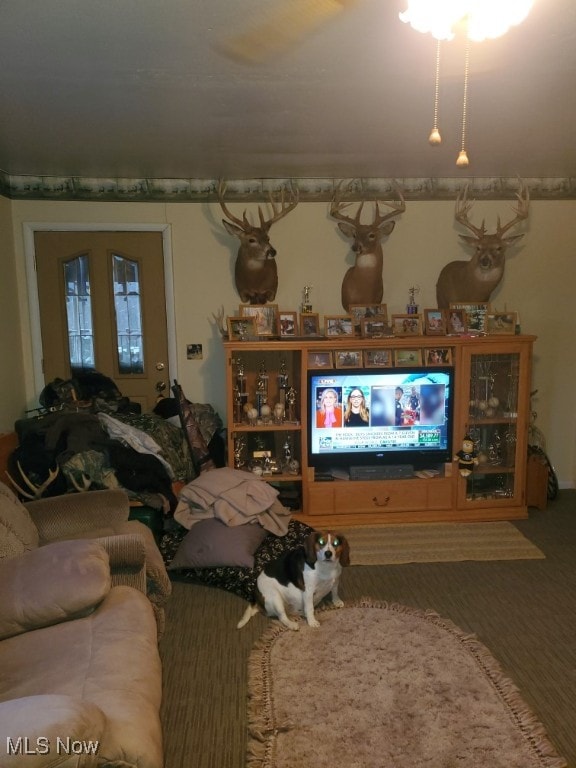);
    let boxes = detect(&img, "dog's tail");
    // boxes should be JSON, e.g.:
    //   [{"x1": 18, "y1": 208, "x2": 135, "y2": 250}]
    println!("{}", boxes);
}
[{"x1": 237, "y1": 603, "x2": 259, "y2": 629}]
